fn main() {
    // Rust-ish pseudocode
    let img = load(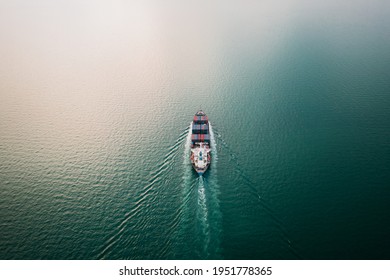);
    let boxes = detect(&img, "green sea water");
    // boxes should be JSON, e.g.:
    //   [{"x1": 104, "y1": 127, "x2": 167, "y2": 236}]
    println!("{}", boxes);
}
[{"x1": 1, "y1": 0, "x2": 389, "y2": 259}]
